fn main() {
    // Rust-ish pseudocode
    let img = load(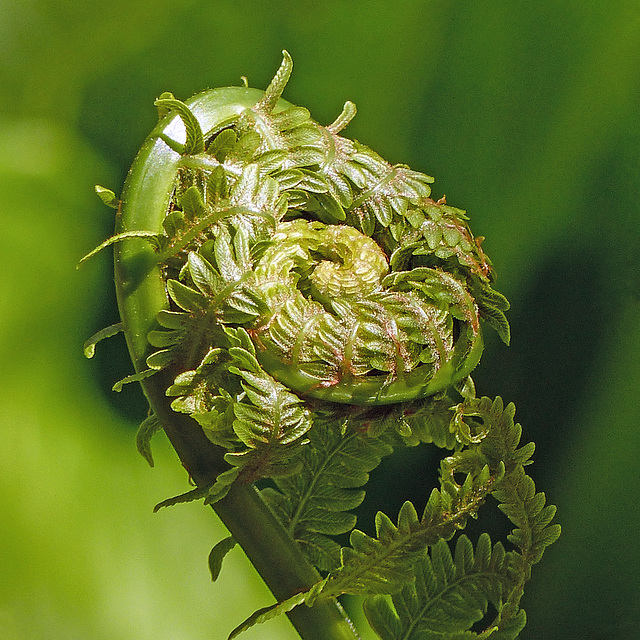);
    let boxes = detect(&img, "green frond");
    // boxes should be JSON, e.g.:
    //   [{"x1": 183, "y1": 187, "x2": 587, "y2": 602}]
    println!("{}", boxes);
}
[
  {"x1": 450, "y1": 397, "x2": 520, "y2": 470},
  {"x1": 228, "y1": 341, "x2": 311, "y2": 448},
  {"x1": 363, "y1": 534, "x2": 507, "y2": 639},
  {"x1": 439, "y1": 396, "x2": 560, "y2": 632},
  {"x1": 289, "y1": 399, "x2": 536, "y2": 608},
  {"x1": 164, "y1": 328, "x2": 313, "y2": 489},
  {"x1": 323, "y1": 485, "x2": 494, "y2": 601},
  {"x1": 261, "y1": 416, "x2": 392, "y2": 571},
  {"x1": 224, "y1": 392, "x2": 526, "y2": 627}
]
